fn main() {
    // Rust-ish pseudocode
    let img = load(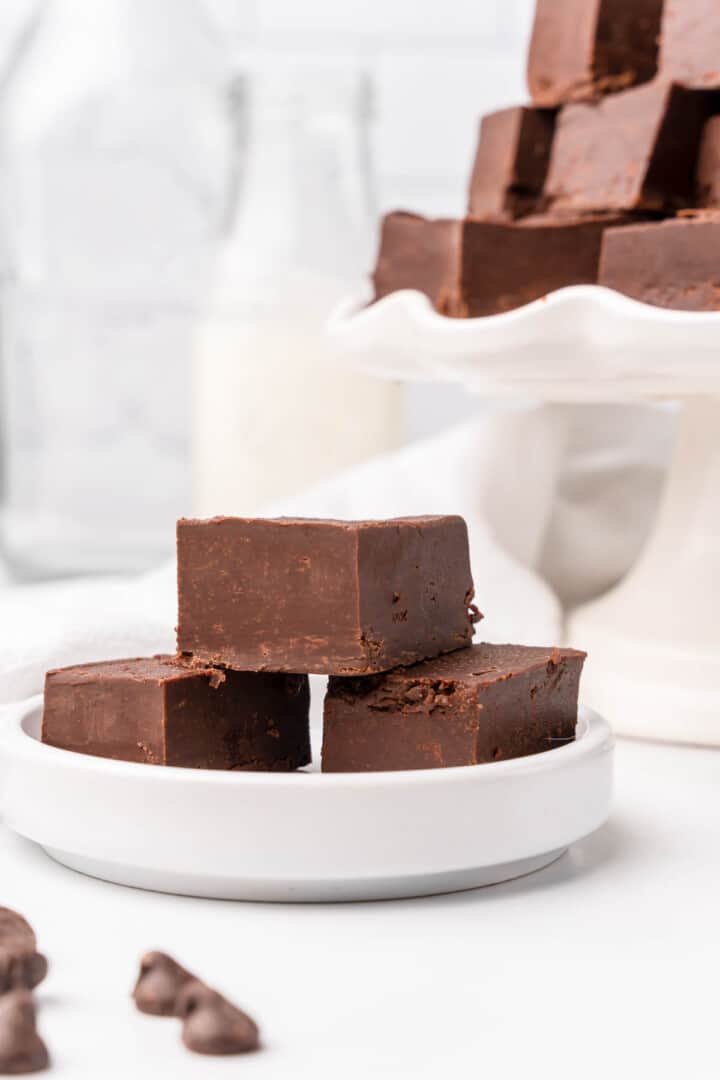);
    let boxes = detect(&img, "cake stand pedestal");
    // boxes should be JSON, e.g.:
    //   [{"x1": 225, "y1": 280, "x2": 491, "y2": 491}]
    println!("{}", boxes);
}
[
  {"x1": 568, "y1": 395, "x2": 720, "y2": 745},
  {"x1": 328, "y1": 285, "x2": 720, "y2": 746}
]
